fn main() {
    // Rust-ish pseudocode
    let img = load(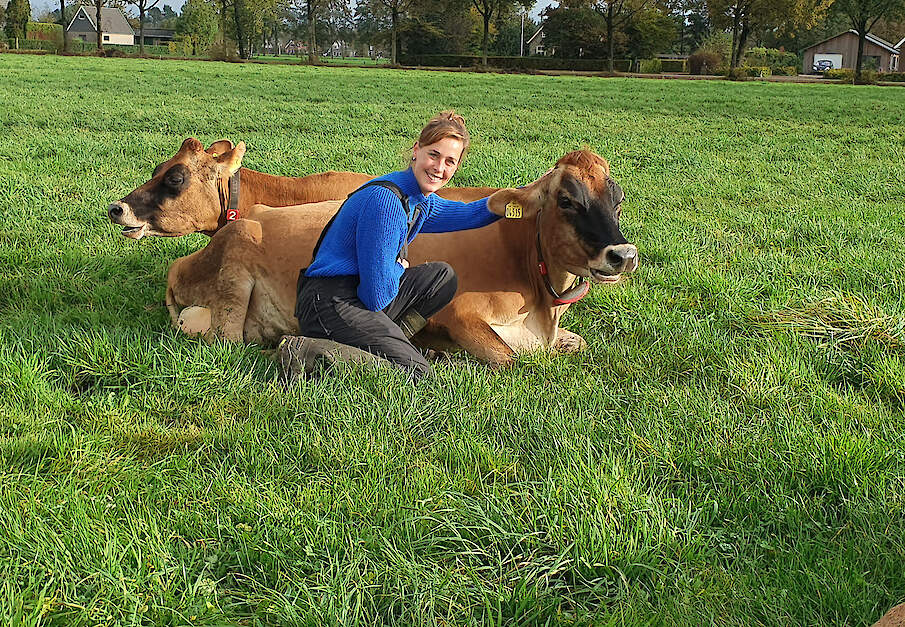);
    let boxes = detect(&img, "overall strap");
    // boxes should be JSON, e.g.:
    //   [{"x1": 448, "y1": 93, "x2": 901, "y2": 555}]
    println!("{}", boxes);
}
[{"x1": 309, "y1": 179, "x2": 415, "y2": 266}]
